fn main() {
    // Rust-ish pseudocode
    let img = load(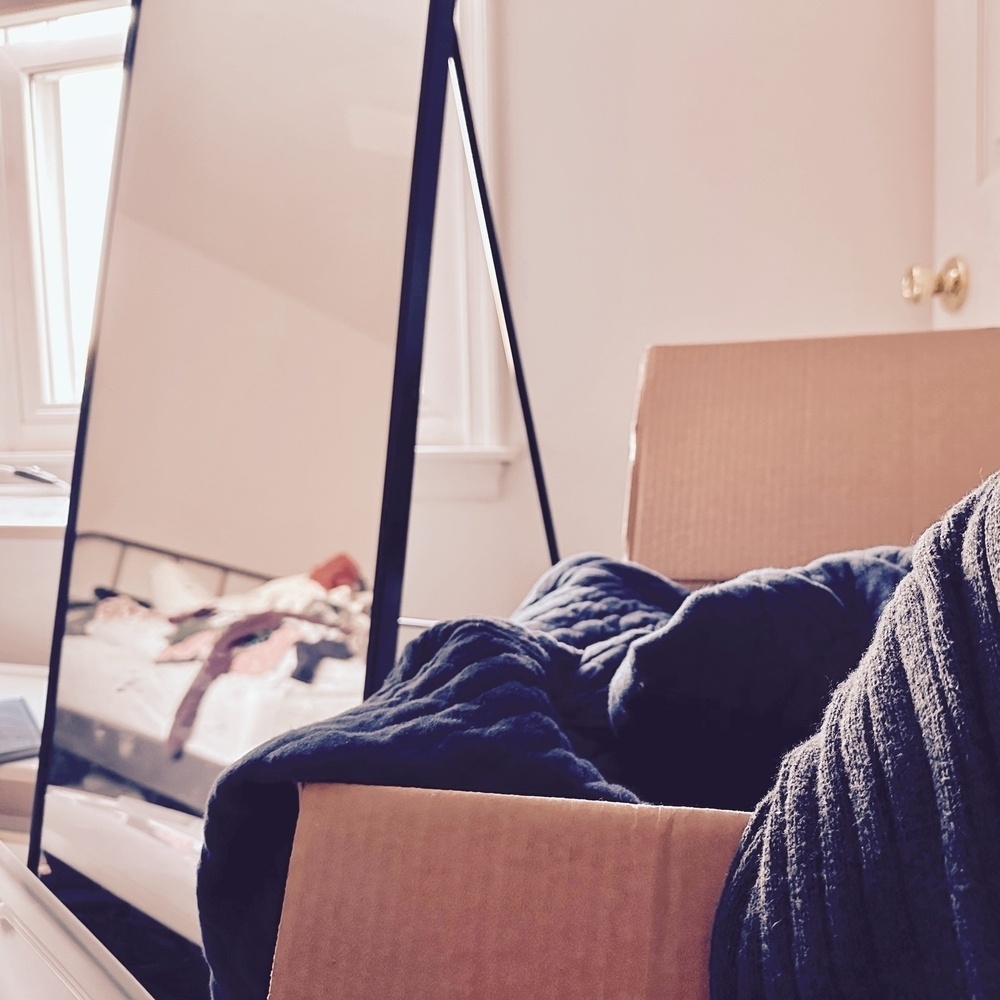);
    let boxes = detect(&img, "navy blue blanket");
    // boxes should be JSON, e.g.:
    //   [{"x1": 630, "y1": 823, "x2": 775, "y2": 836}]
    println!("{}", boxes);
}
[
  {"x1": 609, "y1": 546, "x2": 911, "y2": 810},
  {"x1": 198, "y1": 548, "x2": 911, "y2": 1000},
  {"x1": 711, "y1": 474, "x2": 1000, "y2": 999}
]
